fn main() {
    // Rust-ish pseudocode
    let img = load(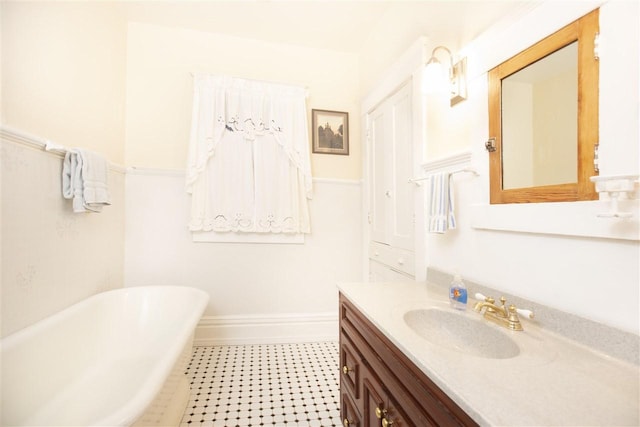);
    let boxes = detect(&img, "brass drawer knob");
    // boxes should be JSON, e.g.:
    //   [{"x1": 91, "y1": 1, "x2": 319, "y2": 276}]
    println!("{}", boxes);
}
[
  {"x1": 375, "y1": 407, "x2": 384, "y2": 419},
  {"x1": 342, "y1": 365, "x2": 352, "y2": 375},
  {"x1": 343, "y1": 418, "x2": 353, "y2": 427},
  {"x1": 382, "y1": 417, "x2": 394, "y2": 427}
]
